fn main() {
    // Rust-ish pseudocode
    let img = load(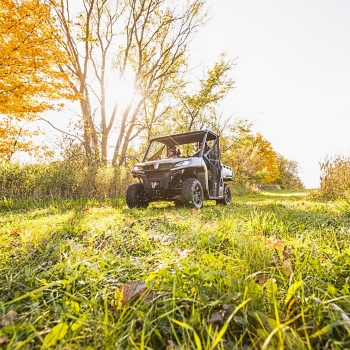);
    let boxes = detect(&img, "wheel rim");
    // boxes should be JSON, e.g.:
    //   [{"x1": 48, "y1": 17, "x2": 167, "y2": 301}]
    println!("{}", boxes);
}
[{"x1": 193, "y1": 184, "x2": 202, "y2": 206}]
